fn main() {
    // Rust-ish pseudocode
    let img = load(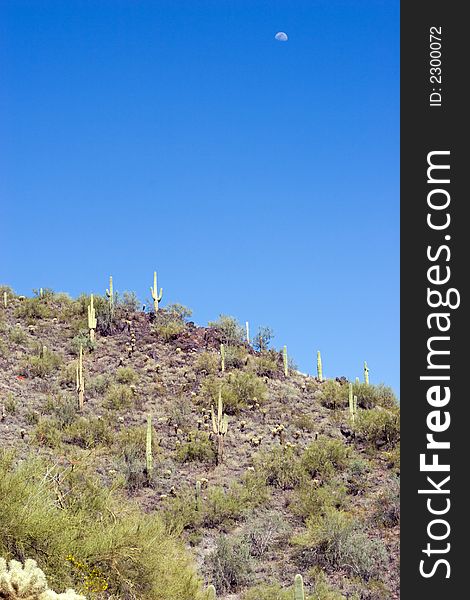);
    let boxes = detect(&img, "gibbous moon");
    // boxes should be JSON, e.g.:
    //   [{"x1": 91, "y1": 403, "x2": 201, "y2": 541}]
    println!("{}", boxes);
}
[{"x1": 275, "y1": 32, "x2": 288, "y2": 42}]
